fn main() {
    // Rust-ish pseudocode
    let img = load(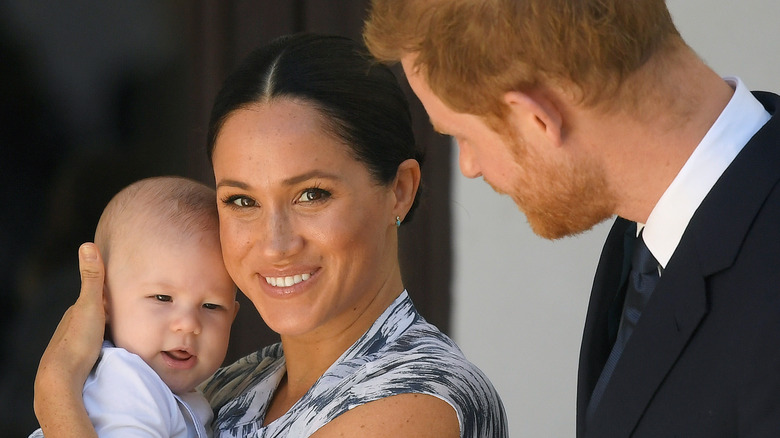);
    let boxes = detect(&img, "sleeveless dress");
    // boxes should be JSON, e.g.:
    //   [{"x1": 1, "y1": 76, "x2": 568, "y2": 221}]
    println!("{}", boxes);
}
[{"x1": 201, "y1": 291, "x2": 508, "y2": 437}]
